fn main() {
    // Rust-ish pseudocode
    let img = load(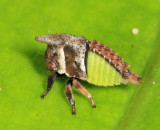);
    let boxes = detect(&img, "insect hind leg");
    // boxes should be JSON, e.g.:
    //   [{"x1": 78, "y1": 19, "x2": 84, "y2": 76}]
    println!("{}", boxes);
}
[{"x1": 73, "y1": 78, "x2": 96, "y2": 108}]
